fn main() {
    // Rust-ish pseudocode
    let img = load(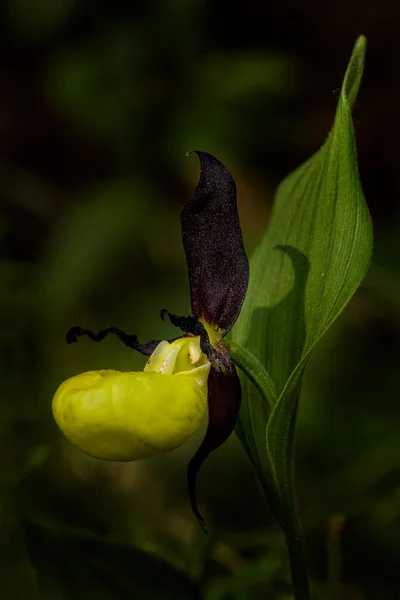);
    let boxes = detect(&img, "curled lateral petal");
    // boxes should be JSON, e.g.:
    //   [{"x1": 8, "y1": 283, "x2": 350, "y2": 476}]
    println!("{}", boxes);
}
[
  {"x1": 181, "y1": 152, "x2": 249, "y2": 334},
  {"x1": 66, "y1": 326, "x2": 162, "y2": 356},
  {"x1": 187, "y1": 363, "x2": 241, "y2": 530}
]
